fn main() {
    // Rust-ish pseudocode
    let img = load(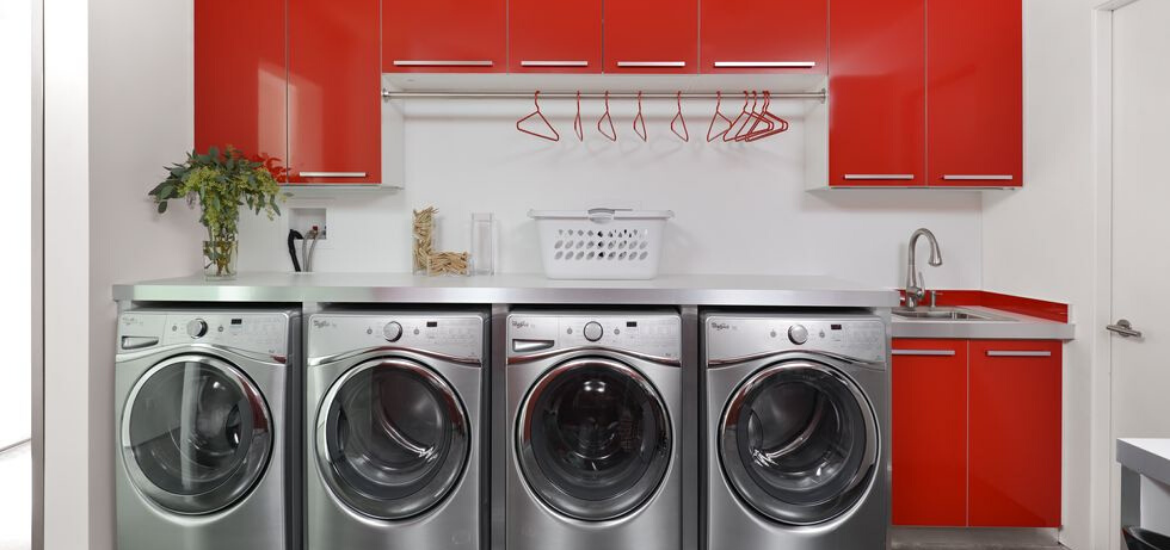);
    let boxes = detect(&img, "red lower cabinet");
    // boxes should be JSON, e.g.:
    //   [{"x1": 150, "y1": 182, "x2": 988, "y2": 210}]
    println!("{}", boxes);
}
[
  {"x1": 892, "y1": 338, "x2": 1062, "y2": 528},
  {"x1": 892, "y1": 339, "x2": 968, "y2": 526},
  {"x1": 968, "y1": 340, "x2": 1062, "y2": 527}
]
